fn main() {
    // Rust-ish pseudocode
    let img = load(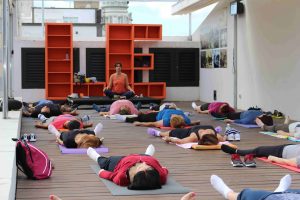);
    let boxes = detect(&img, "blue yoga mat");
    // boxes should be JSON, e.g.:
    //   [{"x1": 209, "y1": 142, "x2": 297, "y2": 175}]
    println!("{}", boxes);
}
[{"x1": 233, "y1": 123, "x2": 259, "y2": 128}]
